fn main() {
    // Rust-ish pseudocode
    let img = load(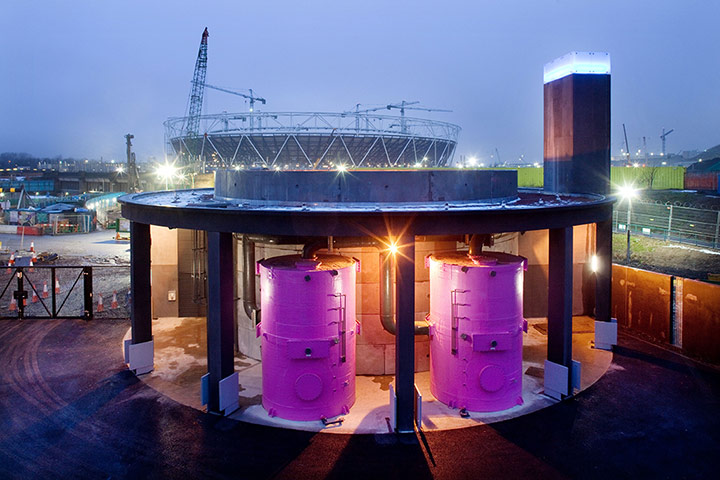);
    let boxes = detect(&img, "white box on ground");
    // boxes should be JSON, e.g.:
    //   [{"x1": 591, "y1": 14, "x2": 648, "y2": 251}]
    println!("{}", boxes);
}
[
  {"x1": 219, "y1": 372, "x2": 240, "y2": 415},
  {"x1": 544, "y1": 360, "x2": 569, "y2": 400},
  {"x1": 126, "y1": 339, "x2": 154, "y2": 375},
  {"x1": 594, "y1": 318, "x2": 618, "y2": 350}
]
